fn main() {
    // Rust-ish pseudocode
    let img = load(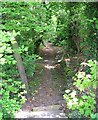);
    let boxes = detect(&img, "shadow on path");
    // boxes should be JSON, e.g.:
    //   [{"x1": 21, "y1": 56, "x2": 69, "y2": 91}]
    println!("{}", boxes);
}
[
  {"x1": 15, "y1": 43, "x2": 68, "y2": 118},
  {"x1": 30, "y1": 43, "x2": 66, "y2": 107}
]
